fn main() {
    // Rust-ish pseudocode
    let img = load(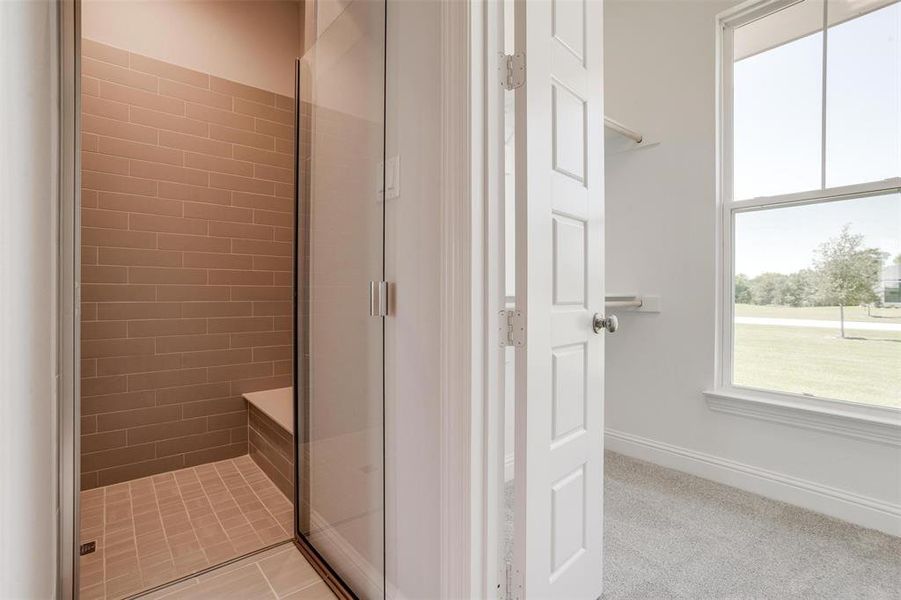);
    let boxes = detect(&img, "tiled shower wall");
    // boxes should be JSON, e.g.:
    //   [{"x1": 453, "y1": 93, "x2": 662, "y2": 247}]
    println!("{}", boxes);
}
[{"x1": 80, "y1": 39, "x2": 298, "y2": 489}]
